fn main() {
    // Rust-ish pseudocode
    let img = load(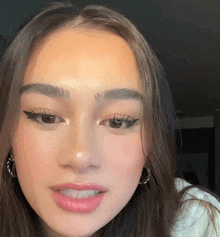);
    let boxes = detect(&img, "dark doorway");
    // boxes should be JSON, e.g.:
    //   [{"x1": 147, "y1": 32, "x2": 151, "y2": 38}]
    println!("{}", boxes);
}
[{"x1": 176, "y1": 128, "x2": 215, "y2": 190}]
